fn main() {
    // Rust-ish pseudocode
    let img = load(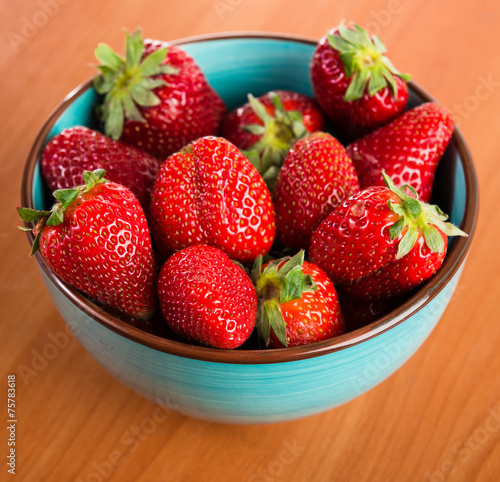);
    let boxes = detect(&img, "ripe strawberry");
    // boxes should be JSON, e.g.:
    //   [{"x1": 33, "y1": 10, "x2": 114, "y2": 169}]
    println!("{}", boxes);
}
[
  {"x1": 221, "y1": 90, "x2": 324, "y2": 187},
  {"x1": 309, "y1": 172, "x2": 467, "y2": 301},
  {"x1": 93, "y1": 29, "x2": 226, "y2": 159},
  {"x1": 252, "y1": 251, "x2": 344, "y2": 348},
  {"x1": 157, "y1": 244, "x2": 257, "y2": 349},
  {"x1": 18, "y1": 169, "x2": 156, "y2": 319},
  {"x1": 272, "y1": 132, "x2": 360, "y2": 250},
  {"x1": 310, "y1": 22, "x2": 410, "y2": 140},
  {"x1": 346, "y1": 102, "x2": 455, "y2": 203},
  {"x1": 41, "y1": 126, "x2": 161, "y2": 209},
  {"x1": 150, "y1": 136, "x2": 276, "y2": 264}
]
